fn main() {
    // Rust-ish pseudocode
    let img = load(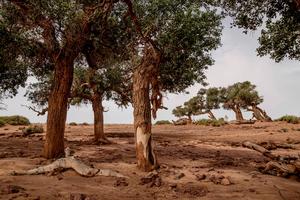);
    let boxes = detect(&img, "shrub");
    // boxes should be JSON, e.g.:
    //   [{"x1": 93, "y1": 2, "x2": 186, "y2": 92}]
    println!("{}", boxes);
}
[
  {"x1": 69, "y1": 122, "x2": 77, "y2": 126},
  {"x1": 155, "y1": 120, "x2": 172, "y2": 125},
  {"x1": 194, "y1": 118, "x2": 227, "y2": 127},
  {"x1": 0, "y1": 115, "x2": 30, "y2": 125},
  {"x1": 276, "y1": 115, "x2": 299, "y2": 124},
  {"x1": 22, "y1": 124, "x2": 44, "y2": 135},
  {"x1": 81, "y1": 122, "x2": 89, "y2": 126},
  {"x1": 0, "y1": 119, "x2": 5, "y2": 127}
]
